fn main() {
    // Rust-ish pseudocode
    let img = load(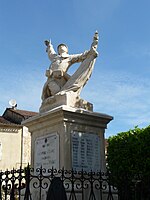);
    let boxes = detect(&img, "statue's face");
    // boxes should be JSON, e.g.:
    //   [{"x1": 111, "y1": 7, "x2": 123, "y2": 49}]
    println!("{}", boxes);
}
[{"x1": 58, "y1": 45, "x2": 68, "y2": 55}]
